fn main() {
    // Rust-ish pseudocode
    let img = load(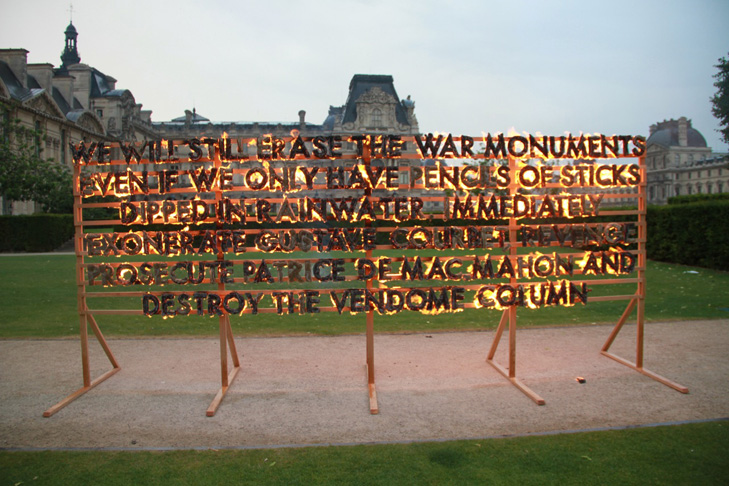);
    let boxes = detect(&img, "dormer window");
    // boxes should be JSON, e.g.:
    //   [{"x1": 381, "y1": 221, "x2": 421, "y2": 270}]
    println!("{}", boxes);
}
[{"x1": 371, "y1": 108, "x2": 382, "y2": 127}]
